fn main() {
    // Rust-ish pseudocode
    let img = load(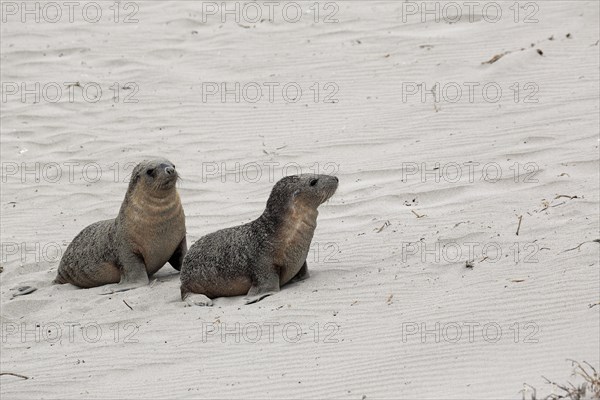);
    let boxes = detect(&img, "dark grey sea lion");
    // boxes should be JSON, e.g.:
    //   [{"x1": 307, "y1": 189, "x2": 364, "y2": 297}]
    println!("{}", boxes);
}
[{"x1": 180, "y1": 174, "x2": 338, "y2": 306}]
